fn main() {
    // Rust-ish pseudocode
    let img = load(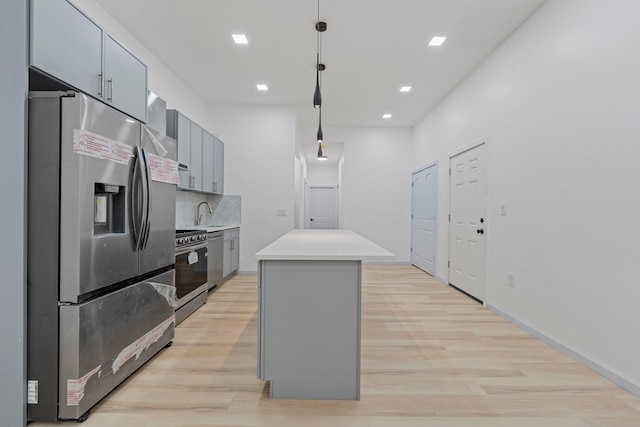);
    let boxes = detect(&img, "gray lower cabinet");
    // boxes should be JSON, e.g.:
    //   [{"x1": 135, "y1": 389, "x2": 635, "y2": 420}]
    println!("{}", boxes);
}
[
  {"x1": 257, "y1": 260, "x2": 361, "y2": 399},
  {"x1": 223, "y1": 228, "x2": 240, "y2": 278},
  {"x1": 207, "y1": 232, "x2": 224, "y2": 289},
  {"x1": 30, "y1": 0, "x2": 147, "y2": 122}
]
